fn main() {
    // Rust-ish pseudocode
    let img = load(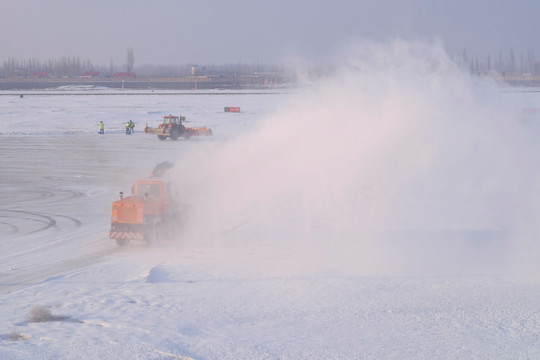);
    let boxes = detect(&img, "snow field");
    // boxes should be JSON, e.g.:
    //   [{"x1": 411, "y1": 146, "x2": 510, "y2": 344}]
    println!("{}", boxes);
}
[
  {"x1": 2, "y1": 41, "x2": 540, "y2": 358},
  {"x1": 2, "y1": 246, "x2": 540, "y2": 359}
]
